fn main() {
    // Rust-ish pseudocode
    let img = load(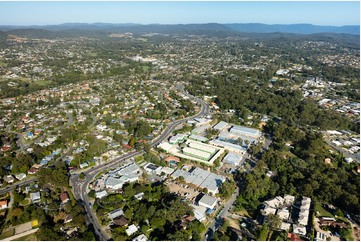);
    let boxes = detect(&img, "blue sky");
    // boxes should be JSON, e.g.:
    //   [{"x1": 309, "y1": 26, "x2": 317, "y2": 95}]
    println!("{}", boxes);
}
[{"x1": 0, "y1": 1, "x2": 359, "y2": 26}]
